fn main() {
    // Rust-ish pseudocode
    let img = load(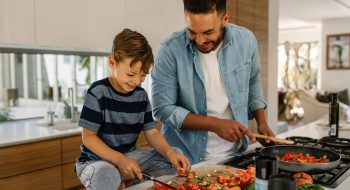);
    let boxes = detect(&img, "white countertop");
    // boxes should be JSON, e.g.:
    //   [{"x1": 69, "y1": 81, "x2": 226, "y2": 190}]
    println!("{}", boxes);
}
[
  {"x1": 126, "y1": 119, "x2": 350, "y2": 190},
  {"x1": 0, "y1": 118, "x2": 81, "y2": 148}
]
